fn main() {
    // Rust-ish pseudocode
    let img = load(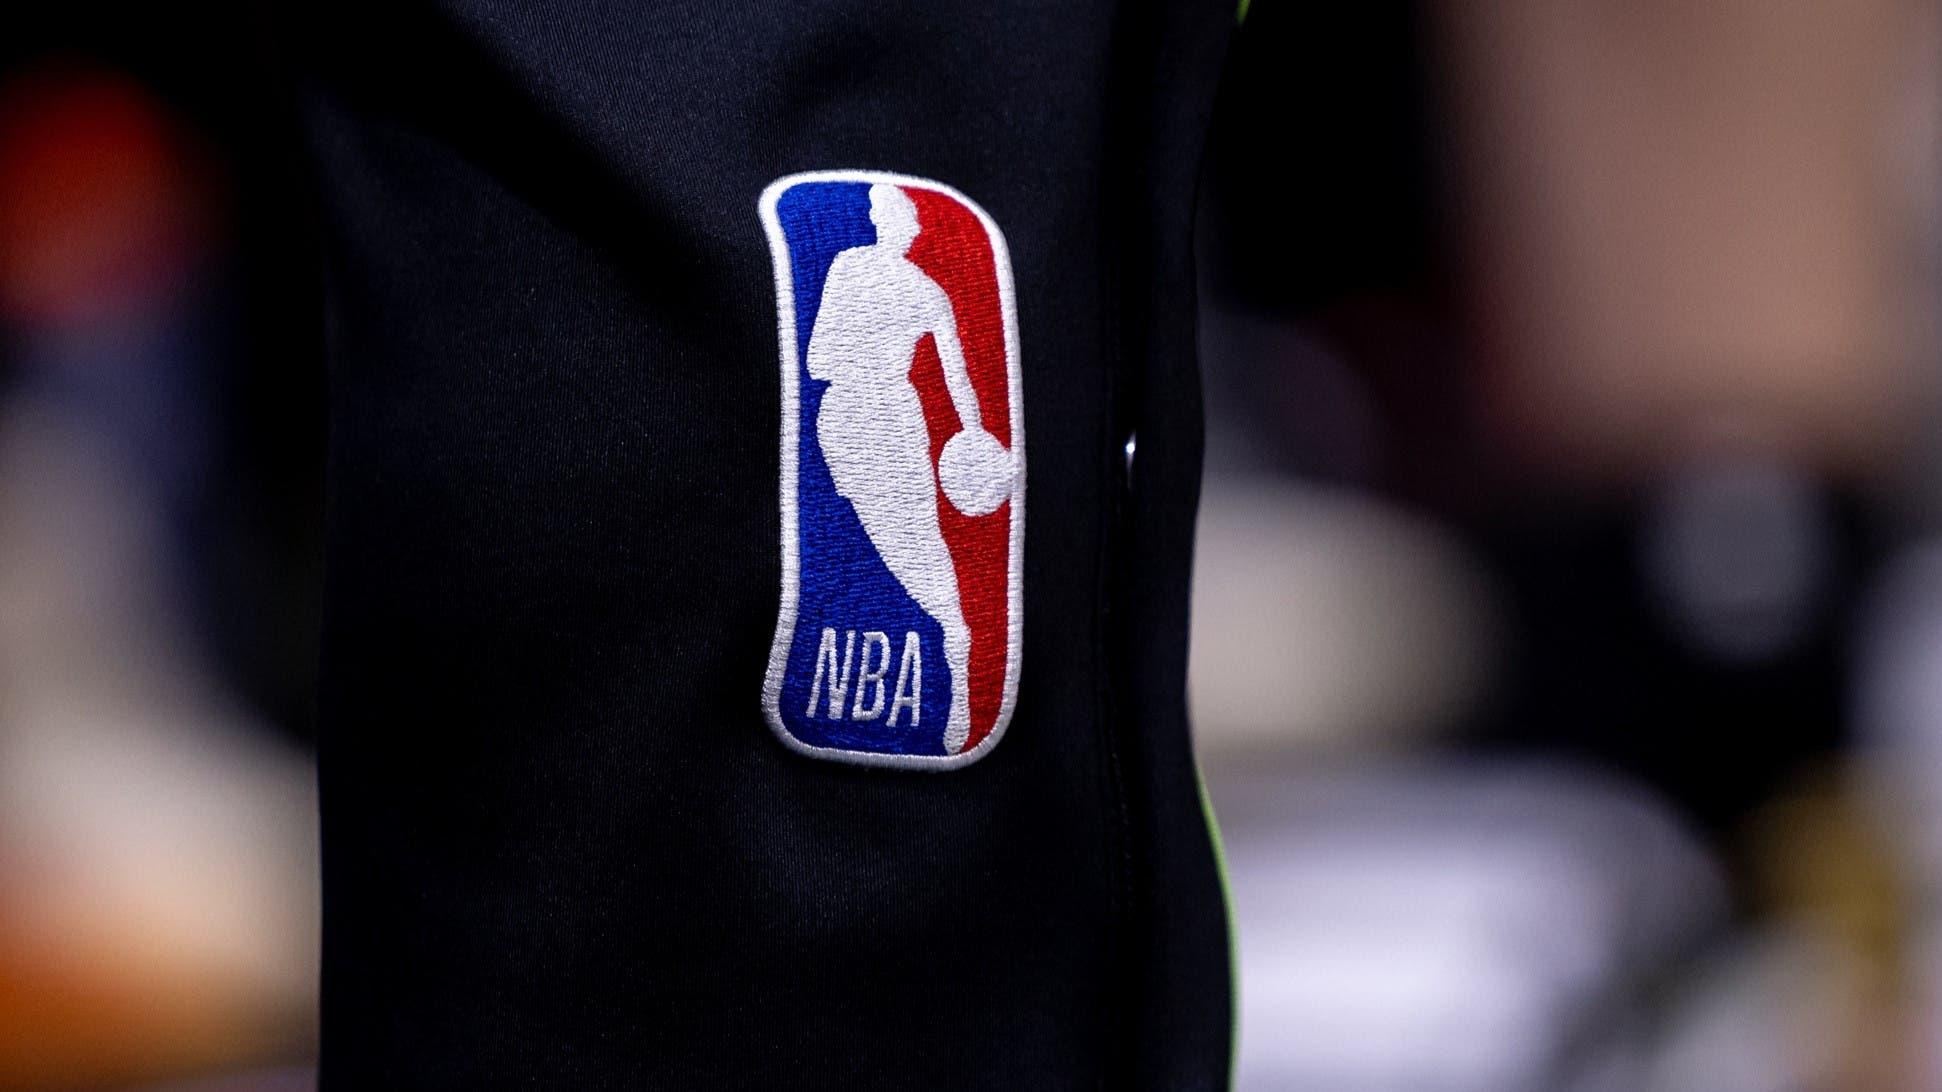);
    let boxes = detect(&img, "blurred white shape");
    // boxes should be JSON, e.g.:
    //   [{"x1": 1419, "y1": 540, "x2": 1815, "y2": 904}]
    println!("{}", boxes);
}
[
  {"x1": 1856, "y1": 540, "x2": 1942, "y2": 892},
  {"x1": 0, "y1": 397, "x2": 317, "y2": 1068},
  {"x1": 1190, "y1": 480, "x2": 1501, "y2": 753},
  {"x1": 1643, "y1": 926, "x2": 1861, "y2": 1092},
  {"x1": 1212, "y1": 762, "x2": 1725, "y2": 1092},
  {"x1": 1858, "y1": 539, "x2": 1942, "y2": 1092}
]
